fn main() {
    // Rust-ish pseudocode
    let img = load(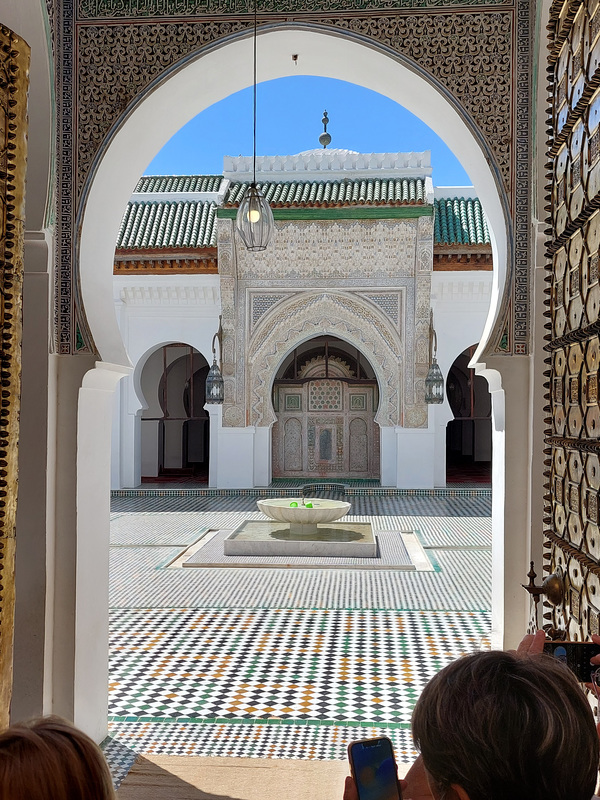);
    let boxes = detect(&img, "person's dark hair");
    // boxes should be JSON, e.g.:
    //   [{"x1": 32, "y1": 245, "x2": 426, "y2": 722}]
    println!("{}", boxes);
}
[
  {"x1": 0, "y1": 716, "x2": 115, "y2": 800},
  {"x1": 412, "y1": 650, "x2": 599, "y2": 800}
]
